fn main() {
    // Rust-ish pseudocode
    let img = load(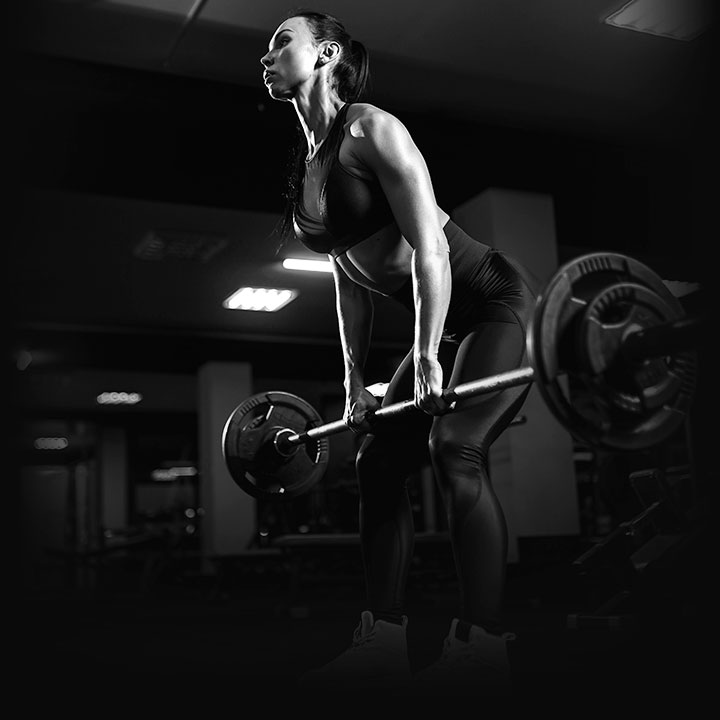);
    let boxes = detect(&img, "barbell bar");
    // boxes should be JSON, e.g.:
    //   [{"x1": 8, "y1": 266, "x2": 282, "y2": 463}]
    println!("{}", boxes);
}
[
  {"x1": 279, "y1": 366, "x2": 536, "y2": 453},
  {"x1": 223, "y1": 252, "x2": 700, "y2": 500}
]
